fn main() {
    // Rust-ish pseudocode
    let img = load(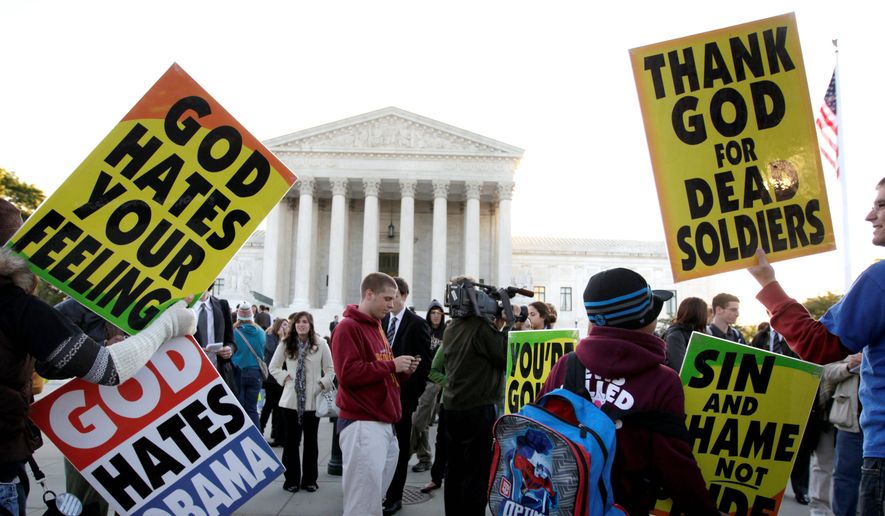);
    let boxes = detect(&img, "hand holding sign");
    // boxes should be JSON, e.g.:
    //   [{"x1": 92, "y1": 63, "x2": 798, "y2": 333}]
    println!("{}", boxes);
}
[{"x1": 748, "y1": 248, "x2": 777, "y2": 288}]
